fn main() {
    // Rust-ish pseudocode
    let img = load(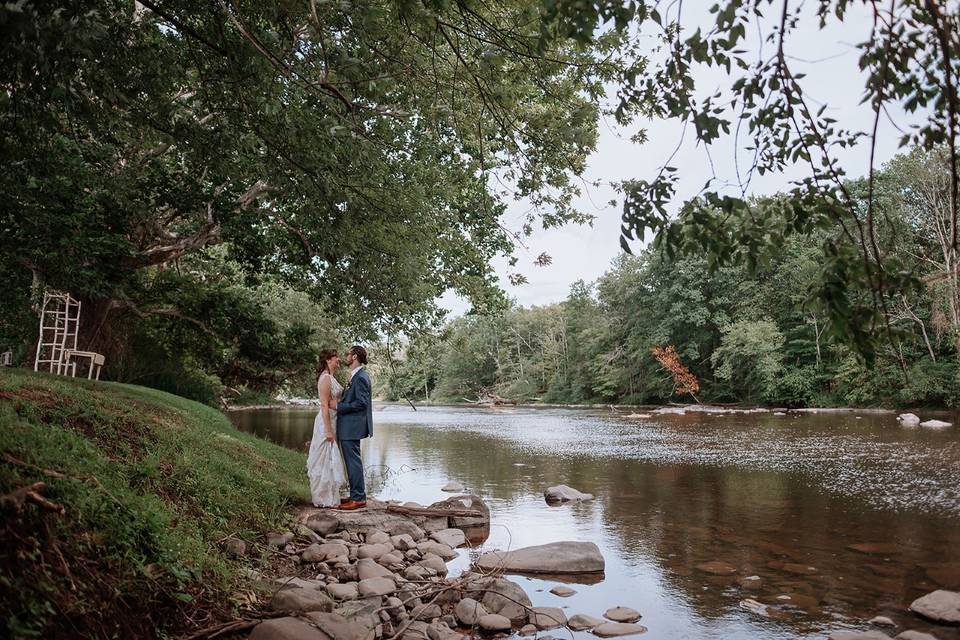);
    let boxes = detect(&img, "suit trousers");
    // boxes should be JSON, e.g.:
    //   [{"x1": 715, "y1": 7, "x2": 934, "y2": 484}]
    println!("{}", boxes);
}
[{"x1": 339, "y1": 439, "x2": 365, "y2": 502}]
